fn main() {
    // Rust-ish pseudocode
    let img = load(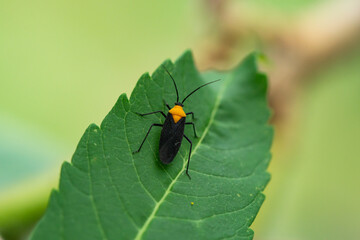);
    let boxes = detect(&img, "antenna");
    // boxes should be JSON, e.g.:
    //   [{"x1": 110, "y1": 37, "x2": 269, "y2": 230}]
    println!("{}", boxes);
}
[
  {"x1": 182, "y1": 79, "x2": 220, "y2": 104},
  {"x1": 162, "y1": 65, "x2": 179, "y2": 103}
]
